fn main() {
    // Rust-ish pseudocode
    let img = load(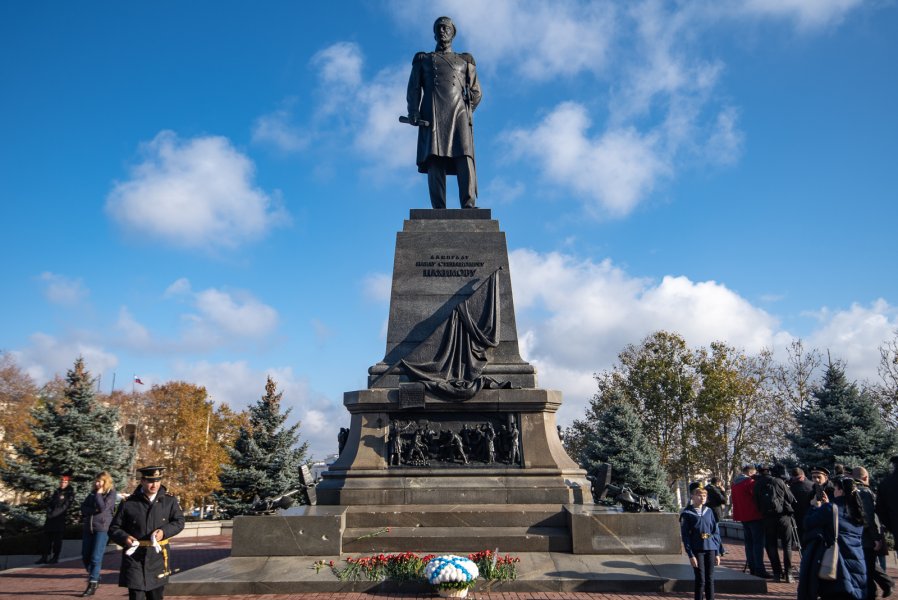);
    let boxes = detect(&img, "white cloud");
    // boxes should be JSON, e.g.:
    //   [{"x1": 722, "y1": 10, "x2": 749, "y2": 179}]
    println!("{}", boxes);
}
[
  {"x1": 509, "y1": 248, "x2": 780, "y2": 423},
  {"x1": 106, "y1": 130, "x2": 289, "y2": 250},
  {"x1": 12, "y1": 332, "x2": 118, "y2": 384},
  {"x1": 173, "y1": 360, "x2": 345, "y2": 460},
  {"x1": 510, "y1": 248, "x2": 896, "y2": 428},
  {"x1": 116, "y1": 280, "x2": 280, "y2": 353},
  {"x1": 311, "y1": 42, "x2": 364, "y2": 90},
  {"x1": 251, "y1": 108, "x2": 308, "y2": 152},
  {"x1": 507, "y1": 103, "x2": 668, "y2": 217},
  {"x1": 498, "y1": 1, "x2": 744, "y2": 218},
  {"x1": 739, "y1": 0, "x2": 864, "y2": 30},
  {"x1": 164, "y1": 277, "x2": 192, "y2": 298},
  {"x1": 352, "y1": 65, "x2": 419, "y2": 171},
  {"x1": 39, "y1": 272, "x2": 88, "y2": 305},
  {"x1": 807, "y1": 299, "x2": 898, "y2": 382},
  {"x1": 187, "y1": 287, "x2": 279, "y2": 340},
  {"x1": 390, "y1": 0, "x2": 617, "y2": 80}
]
